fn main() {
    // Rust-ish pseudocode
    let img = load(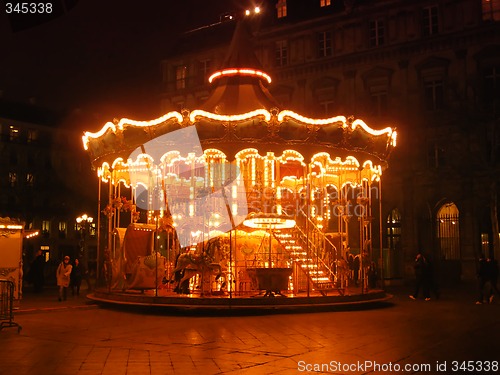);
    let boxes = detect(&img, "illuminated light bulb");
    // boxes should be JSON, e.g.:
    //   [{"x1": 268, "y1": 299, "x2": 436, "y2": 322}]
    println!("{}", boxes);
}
[
  {"x1": 255, "y1": 6, "x2": 261, "y2": 13},
  {"x1": 245, "y1": 9, "x2": 250, "y2": 16}
]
